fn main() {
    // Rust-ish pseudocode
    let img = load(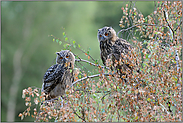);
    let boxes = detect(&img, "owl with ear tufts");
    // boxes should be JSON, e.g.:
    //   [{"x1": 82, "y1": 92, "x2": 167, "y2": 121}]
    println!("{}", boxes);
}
[
  {"x1": 41, "y1": 50, "x2": 75, "y2": 100},
  {"x1": 97, "y1": 26, "x2": 135, "y2": 77}
]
